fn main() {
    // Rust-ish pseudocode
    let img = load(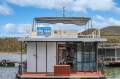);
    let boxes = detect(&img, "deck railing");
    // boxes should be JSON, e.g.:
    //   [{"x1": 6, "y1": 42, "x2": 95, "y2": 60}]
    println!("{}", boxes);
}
[
  {"x1": 78, "y1": 35, "x2": 100, "y2": 38},
  {"x1": 78, "y1": 29, "x2": 101, "y2": 38},
  {"x1": 99, "y1": 57, "x2": 120, "y2": 63},
  {"x1": 98, "y1": 43, "x2": 120, "y2": 48}
]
